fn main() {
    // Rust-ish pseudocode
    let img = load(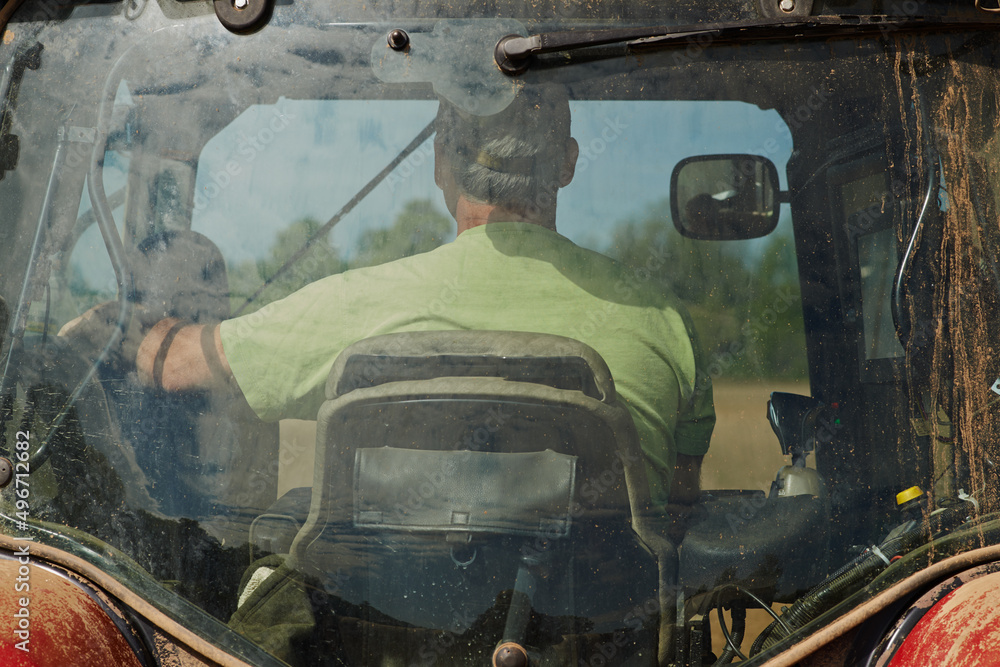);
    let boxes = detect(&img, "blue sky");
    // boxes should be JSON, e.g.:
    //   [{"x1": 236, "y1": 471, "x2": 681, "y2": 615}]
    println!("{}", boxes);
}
[
  {"x1": 72, "y1": 97, "x2": 794, "y2": 294},
  {"x1": 189, "y1": 98, "x2": 793, "y2": 261}
]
